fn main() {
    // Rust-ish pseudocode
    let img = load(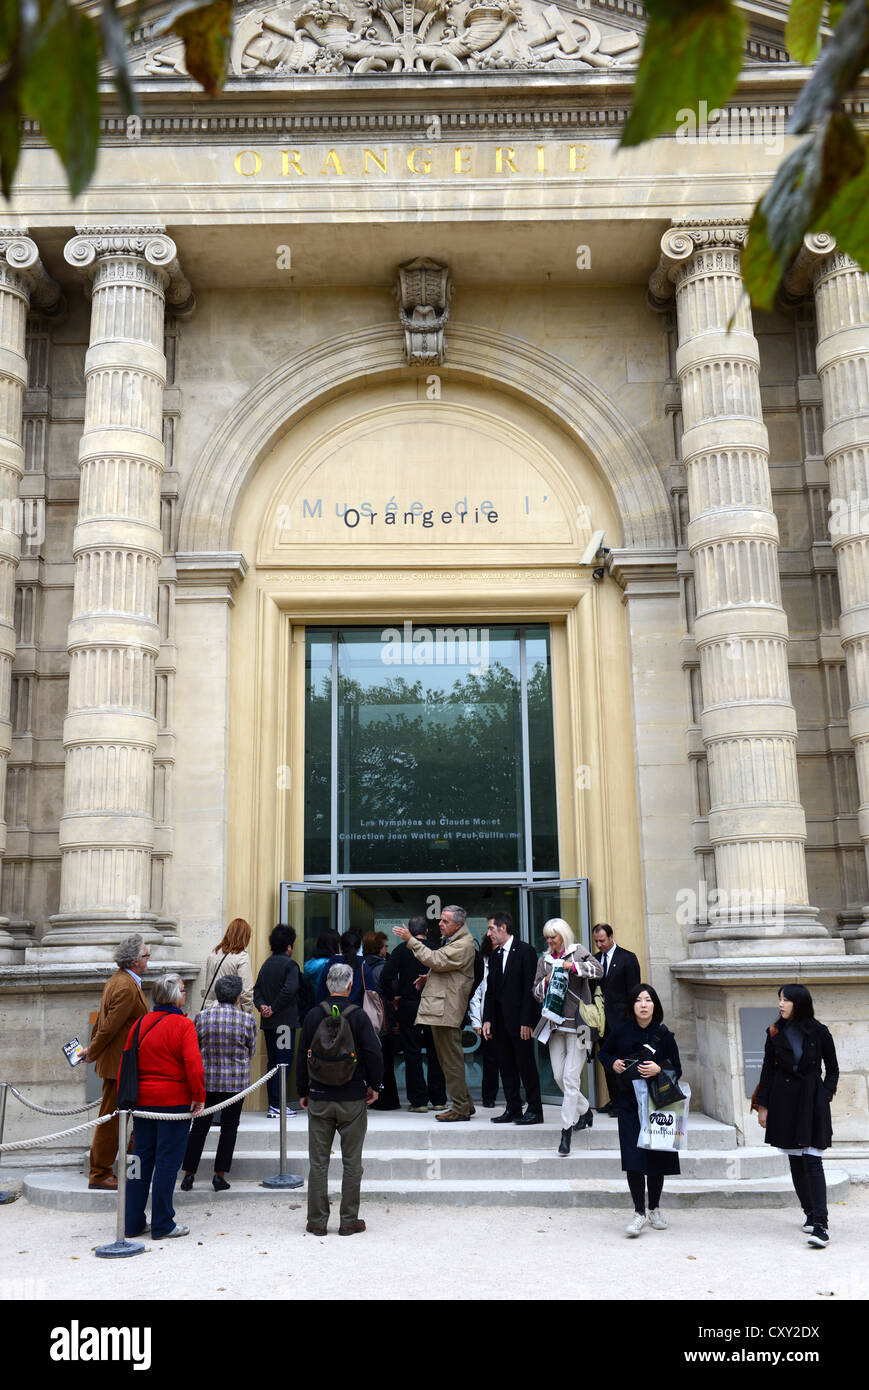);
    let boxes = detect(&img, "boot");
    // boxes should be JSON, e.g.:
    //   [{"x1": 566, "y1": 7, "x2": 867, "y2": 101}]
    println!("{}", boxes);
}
[
  {"x1": 558, "y1": 1128, "x2": 572, "y2": 1156},
  {"x1": 574, "y1": 1109, "x2": 593, "y2": 1132}
]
